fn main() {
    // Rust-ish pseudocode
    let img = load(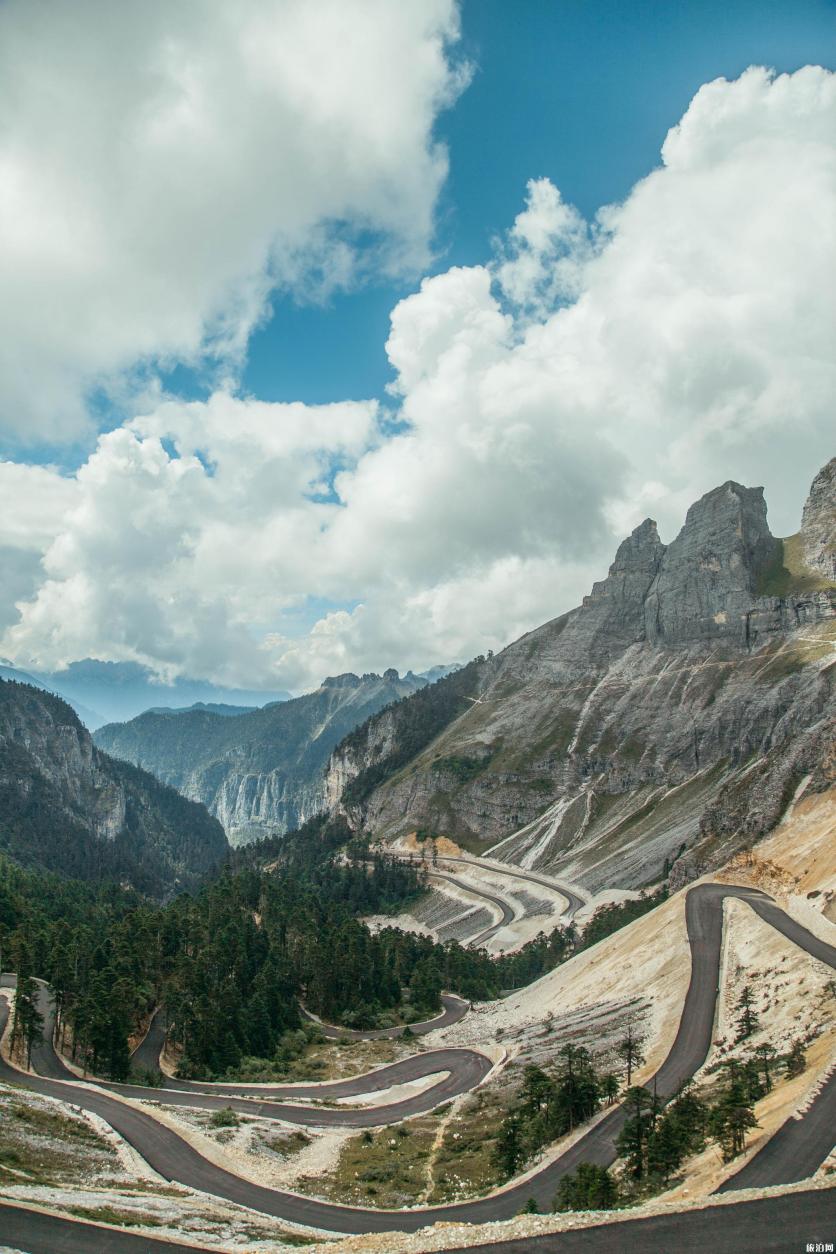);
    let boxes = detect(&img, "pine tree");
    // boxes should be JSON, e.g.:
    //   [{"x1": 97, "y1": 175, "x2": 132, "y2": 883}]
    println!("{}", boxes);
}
[
  {"x1": 753, "y1": 1043, "x2": 776, "y2": 1092},
  {"x1": 784, "y1": 1039, "x2": 806, "y2": 1078},
  {"x1": 616, "y1": 1086, "x2": 655, "y2": 1179},
  {"x1": 709, "y1": 1062, "x2": 759, "y2": 1161},
  {"x1": 493, "y1": 1114, "x2": 524, "y2": 1177},
  {"x1": 734, "y1": 985, "x2": 758, "y2": 1042},
  {"x1": 11, "y1": 970, "x2": 43, "y2": 1068},
  {"x1": 601, "y1": 1073, "x2": 619, "y2": 1105},
  {"x1": 617, "y1": 1019, "x2": 645, "y2": 1087},
  {"x1": 554, "y1": 1162, "x2": 618, "y2": 1211}
]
